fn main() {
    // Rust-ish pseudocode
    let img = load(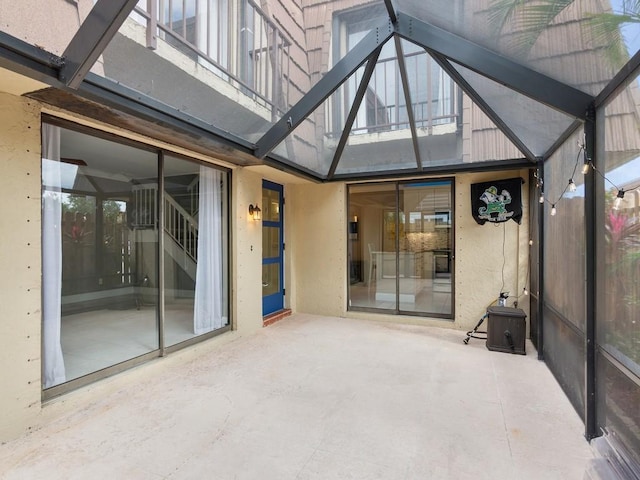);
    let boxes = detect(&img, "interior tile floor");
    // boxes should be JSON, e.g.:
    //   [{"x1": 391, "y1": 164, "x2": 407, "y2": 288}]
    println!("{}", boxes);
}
[
  {"x1": 349, "y1": 280, "x2": 452, "y2": 314},
  {"x1": 61, "y1": 300, "x2": 199, "y2": 381},
  {"x1": 0, "y1": 314, "x2": 592, "y2": 479}
]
